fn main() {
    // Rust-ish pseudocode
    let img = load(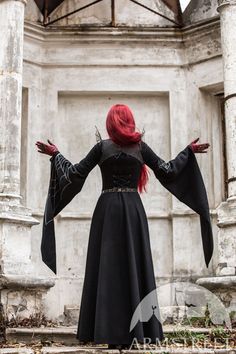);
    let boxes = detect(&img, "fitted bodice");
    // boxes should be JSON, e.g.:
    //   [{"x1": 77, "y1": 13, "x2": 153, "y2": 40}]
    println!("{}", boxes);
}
[{"x1": 98, "y1": 139, "x2": 144, "y2": 190}]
